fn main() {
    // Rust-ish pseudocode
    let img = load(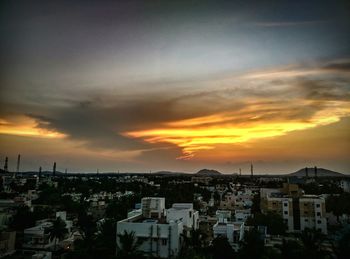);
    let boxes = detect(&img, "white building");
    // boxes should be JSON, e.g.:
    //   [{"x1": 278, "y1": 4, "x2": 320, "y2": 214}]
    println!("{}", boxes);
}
[
  {"x1": 166, "y1": 203, "x2": 199, "y2": 236},
  {"x1": 234, "y1": 209, "x2": 251, "y2": 222},
  {"x1": 213, "y1": 222, "x2": 245, "y2": 250},
  {"x1": 339, "y1": 180, "x2": 350, "y2": 192},
  {"x1": 23, "y1": 222, "x2": 54, "y2": 250},
  {"x1": 141, "y1": 197, "x2": 166, "y2": 218},
  {"x1": 117, "y1": 198, "x2": 199, "y2": 258}
]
